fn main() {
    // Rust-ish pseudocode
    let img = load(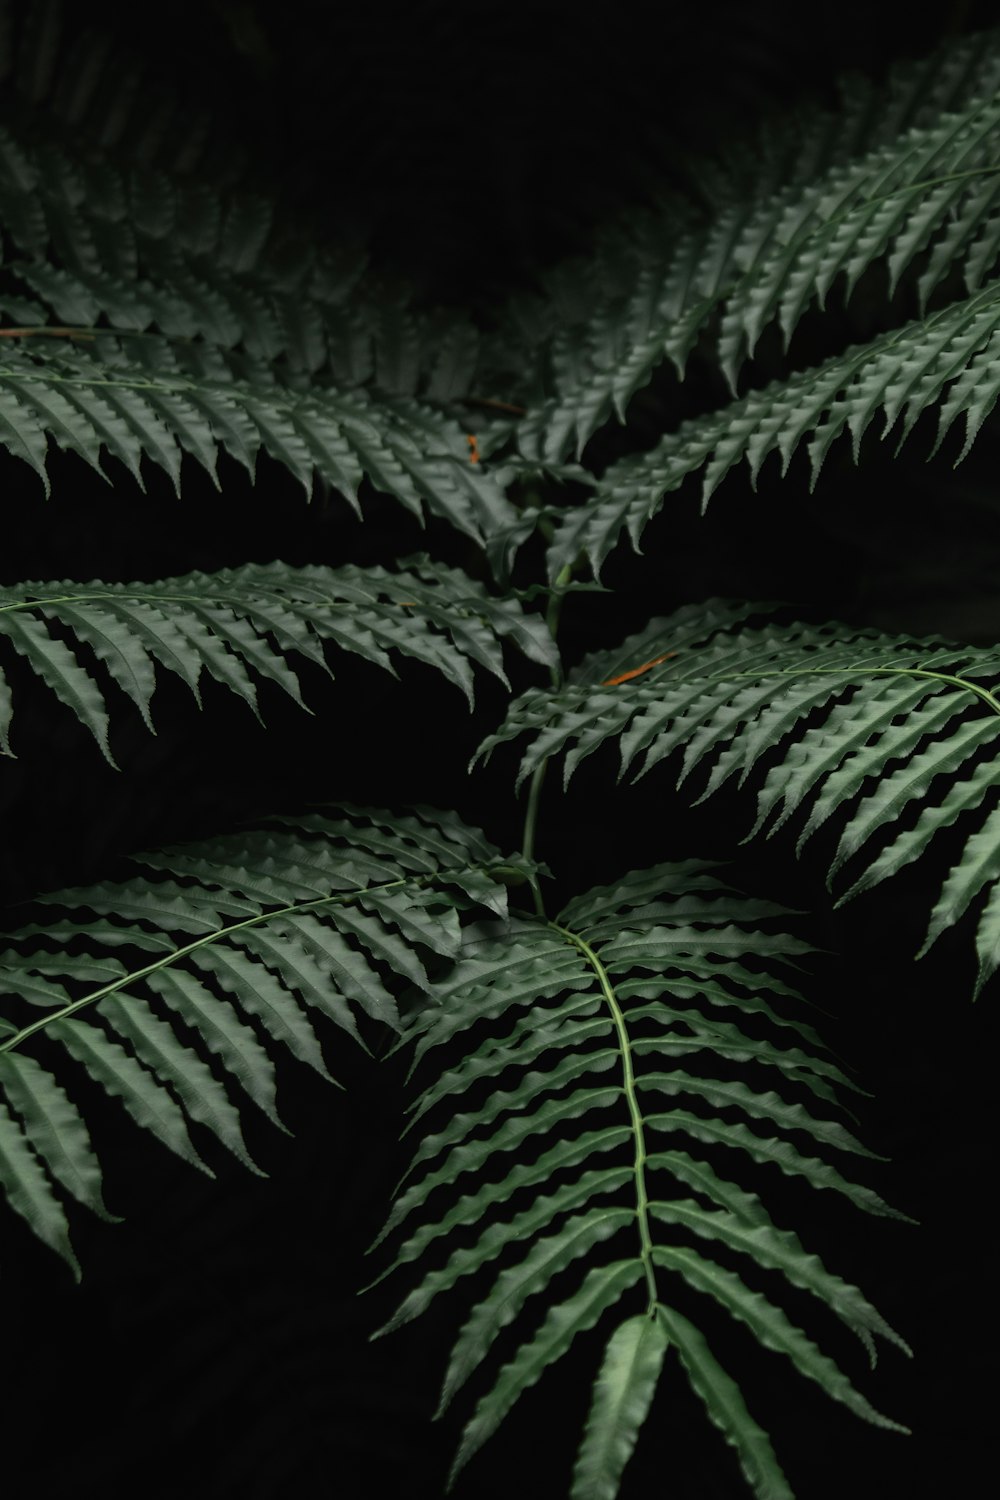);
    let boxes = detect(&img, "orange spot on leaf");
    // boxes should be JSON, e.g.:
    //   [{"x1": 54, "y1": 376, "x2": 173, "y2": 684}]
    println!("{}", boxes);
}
[
  {"x1": 466, "y1": 433, "x2": 480, "y2": 464},
  {"x1": 602, "y1": 652, "x2": 676, "y2": 686}
]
